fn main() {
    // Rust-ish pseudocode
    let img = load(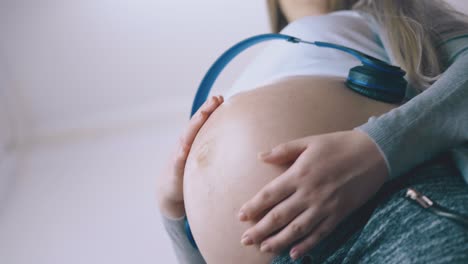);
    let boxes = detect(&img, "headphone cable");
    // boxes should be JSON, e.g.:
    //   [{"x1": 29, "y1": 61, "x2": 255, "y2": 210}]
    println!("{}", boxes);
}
[{"x1": 406, "y1": 188, "x2": 468, "y2": 228}]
